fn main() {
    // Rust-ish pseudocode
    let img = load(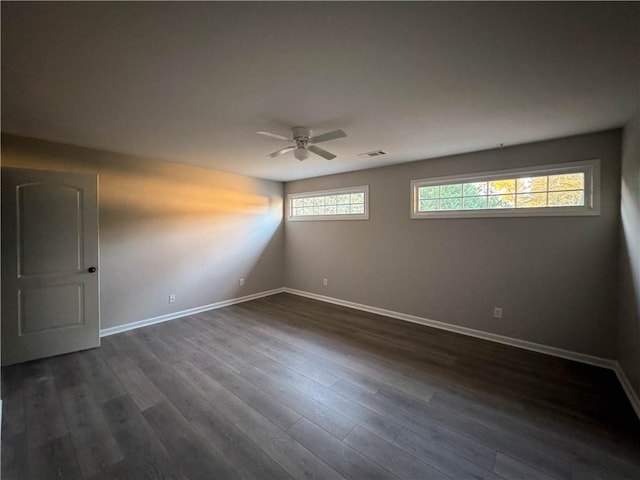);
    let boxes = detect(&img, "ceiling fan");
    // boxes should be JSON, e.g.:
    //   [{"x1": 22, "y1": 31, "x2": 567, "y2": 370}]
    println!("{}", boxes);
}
[{"x1": 257, "y1": 126, "x2": 347, "y2": 161}]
